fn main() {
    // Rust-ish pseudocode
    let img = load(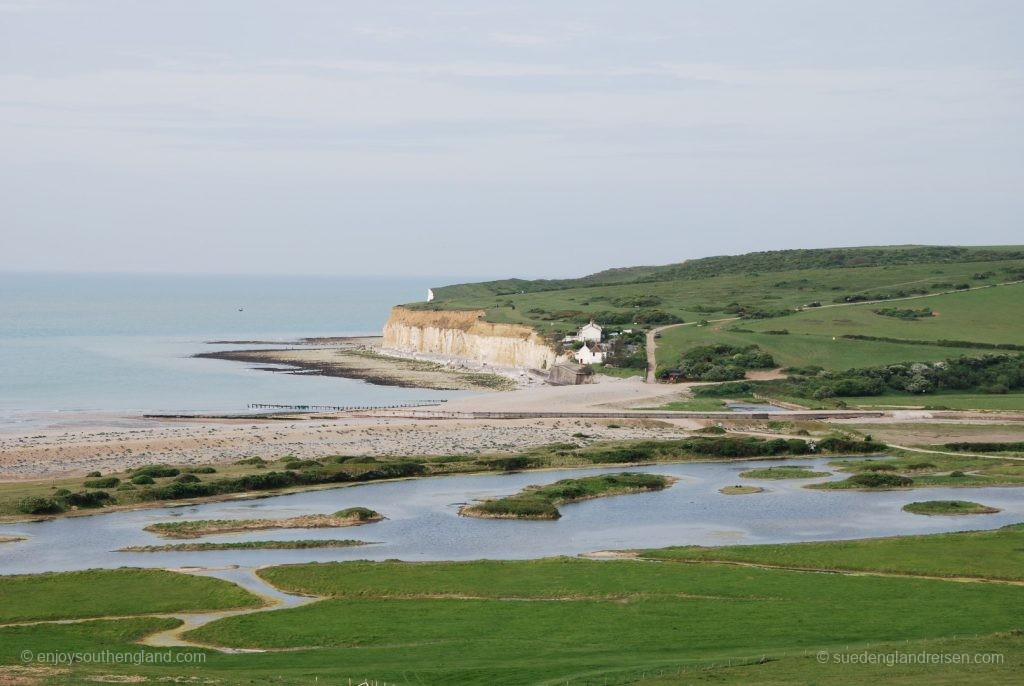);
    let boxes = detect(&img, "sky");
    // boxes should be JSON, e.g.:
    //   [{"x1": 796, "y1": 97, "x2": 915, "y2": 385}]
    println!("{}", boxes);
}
[{"x1": 1, "y1": 1, "x2": 1022, "y2": 279}]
